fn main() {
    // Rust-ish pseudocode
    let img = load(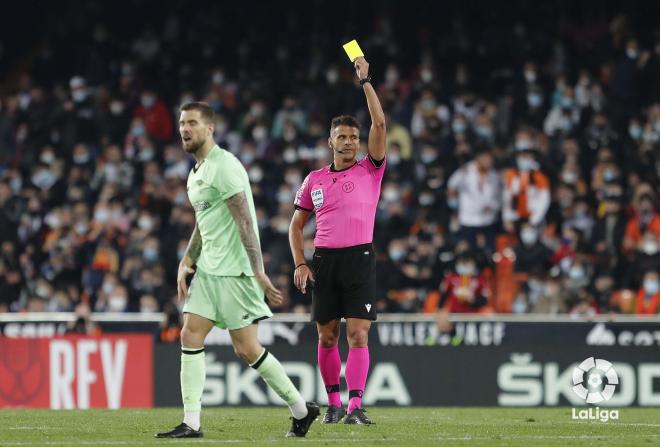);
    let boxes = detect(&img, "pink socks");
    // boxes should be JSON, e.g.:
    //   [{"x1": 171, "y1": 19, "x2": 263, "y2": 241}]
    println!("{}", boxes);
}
[
  {"x1": 319, "y1": 344, "x2": 370, "y2": 412},
  {"x1": 345, "y1": 346, "x2": 369, "y2": 413},
  {"x1": 318, "y1": 344, "x2": 342, "y2": 407}
]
